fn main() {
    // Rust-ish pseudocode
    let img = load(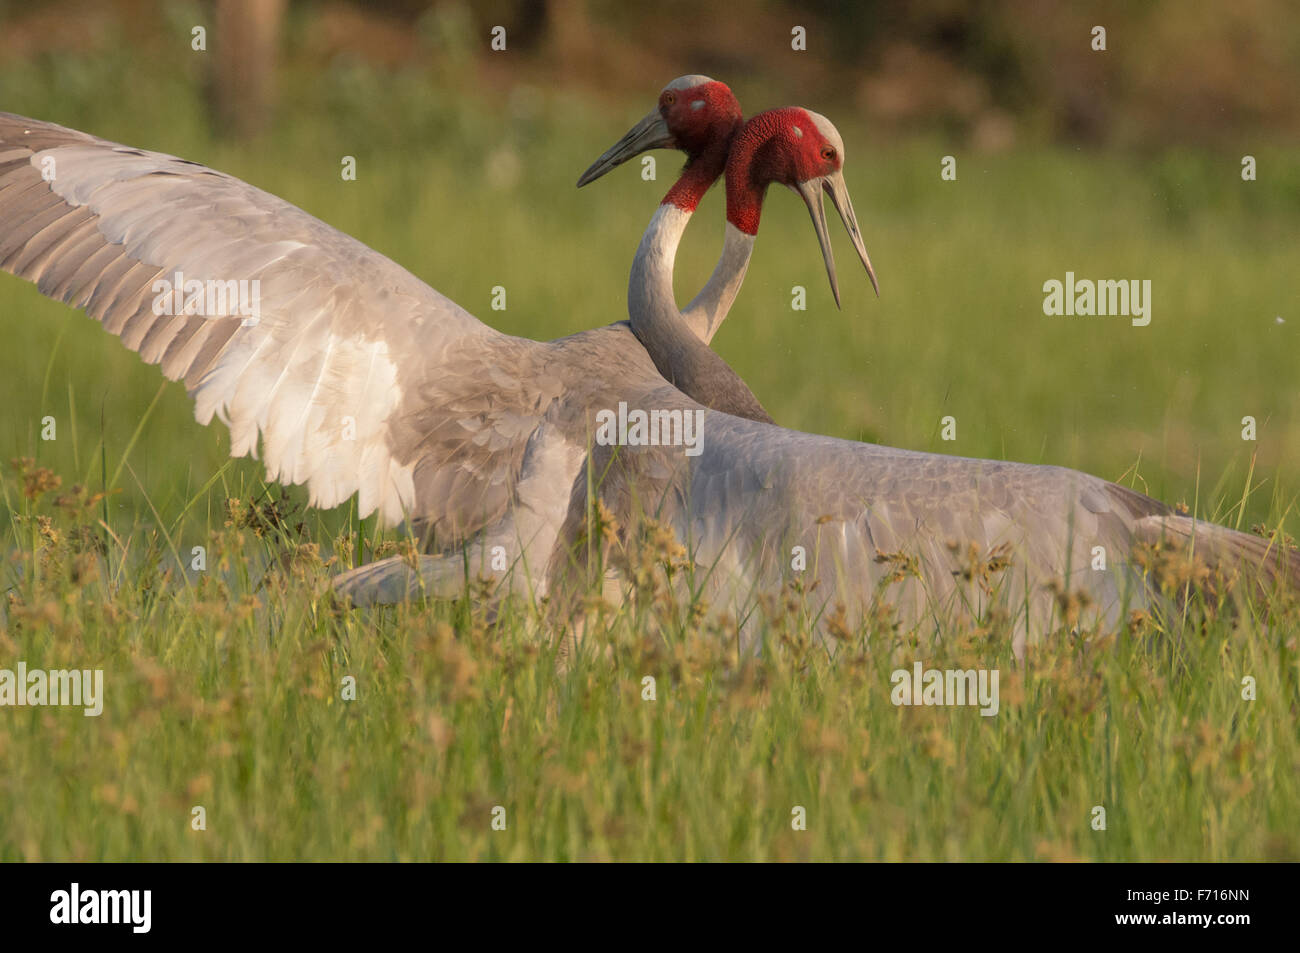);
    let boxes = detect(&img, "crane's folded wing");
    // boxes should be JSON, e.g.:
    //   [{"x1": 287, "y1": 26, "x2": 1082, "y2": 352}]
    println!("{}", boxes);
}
[{"x1": 671, "y1": 417, "x2": 1168, "y2": 611}]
